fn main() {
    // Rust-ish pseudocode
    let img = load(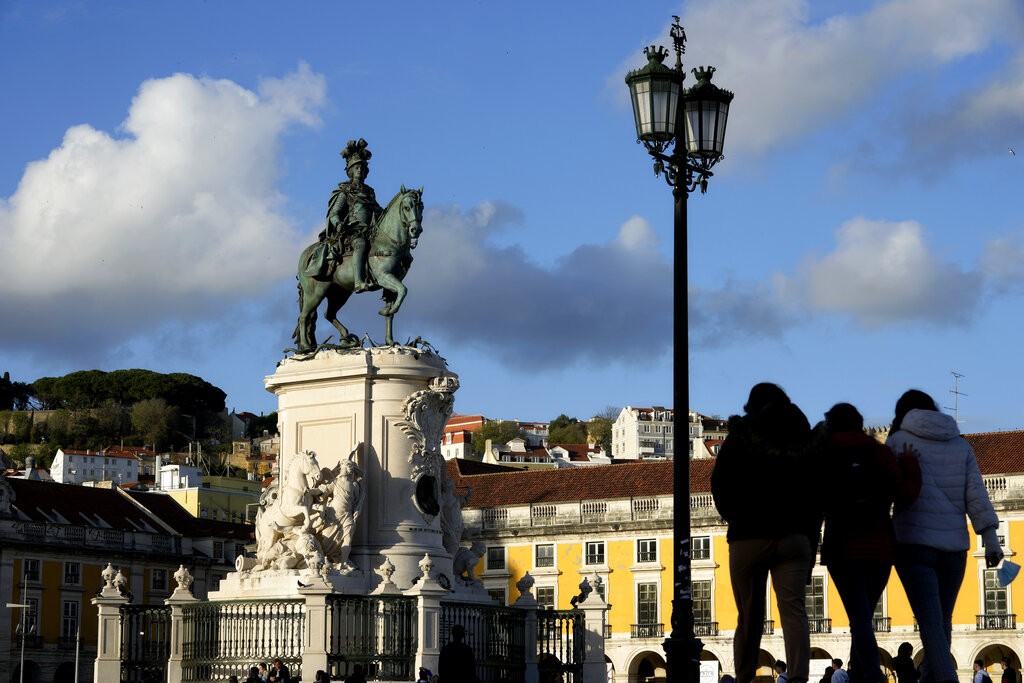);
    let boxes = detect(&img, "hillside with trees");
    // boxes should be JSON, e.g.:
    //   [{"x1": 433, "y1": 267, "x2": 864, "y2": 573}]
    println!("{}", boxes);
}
[{"x1": 0, "y1": 369, "x2": 231, "y2": 468}]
